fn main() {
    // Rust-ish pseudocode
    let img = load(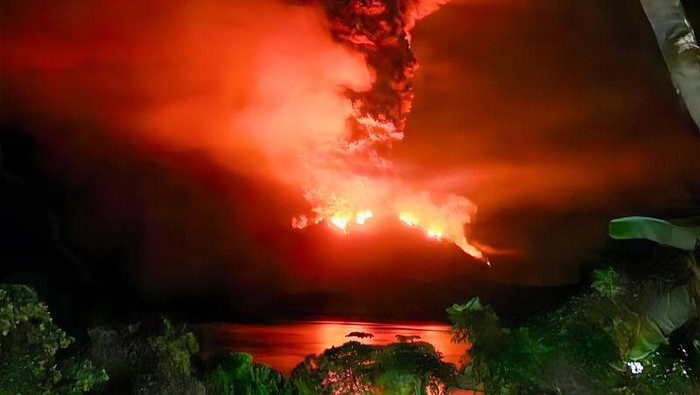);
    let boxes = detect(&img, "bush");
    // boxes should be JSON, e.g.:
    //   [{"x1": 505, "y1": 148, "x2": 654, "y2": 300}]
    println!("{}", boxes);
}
[
  {"x1": 591, "y1": 267, "x2": 624, "y2": 299},
  {"x1": 290, "y1": 341, "x2": 457, "y2": 394},
  {"x1": 203, "y1": 352, "x2": 288, "y2": 395},
  {"x1": 89, "y1": 316, "x2": 205, "y2": 394},
  {"x1": 448, "y1": 267, "x2": 699, "y2": 394},
  {"x1": 0, "y1": 284, "x2": 108, "y2": 394}
]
